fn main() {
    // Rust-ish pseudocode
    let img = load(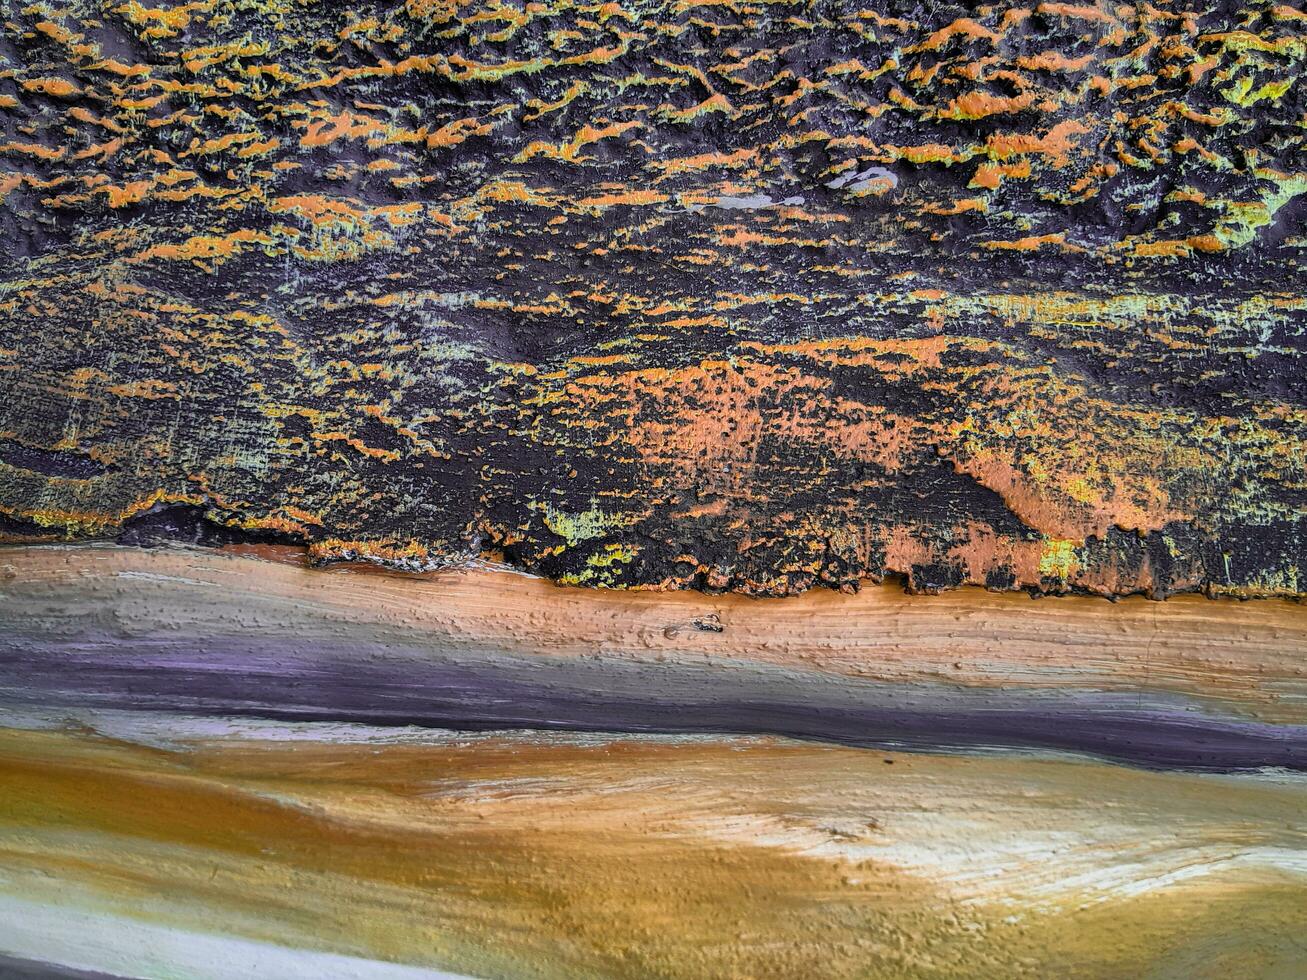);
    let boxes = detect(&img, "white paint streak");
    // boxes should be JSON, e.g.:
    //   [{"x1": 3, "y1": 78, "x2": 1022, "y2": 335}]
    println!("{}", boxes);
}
[
  {"x1": 708, "y1": 194, "x2": 805, "y2": 210},
  {"x1": 826, "y1": 166, "x2": 898, "y2": 193},
  {"x1": 0, "y1": 895, "x2": 476, "y2": 980}
]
